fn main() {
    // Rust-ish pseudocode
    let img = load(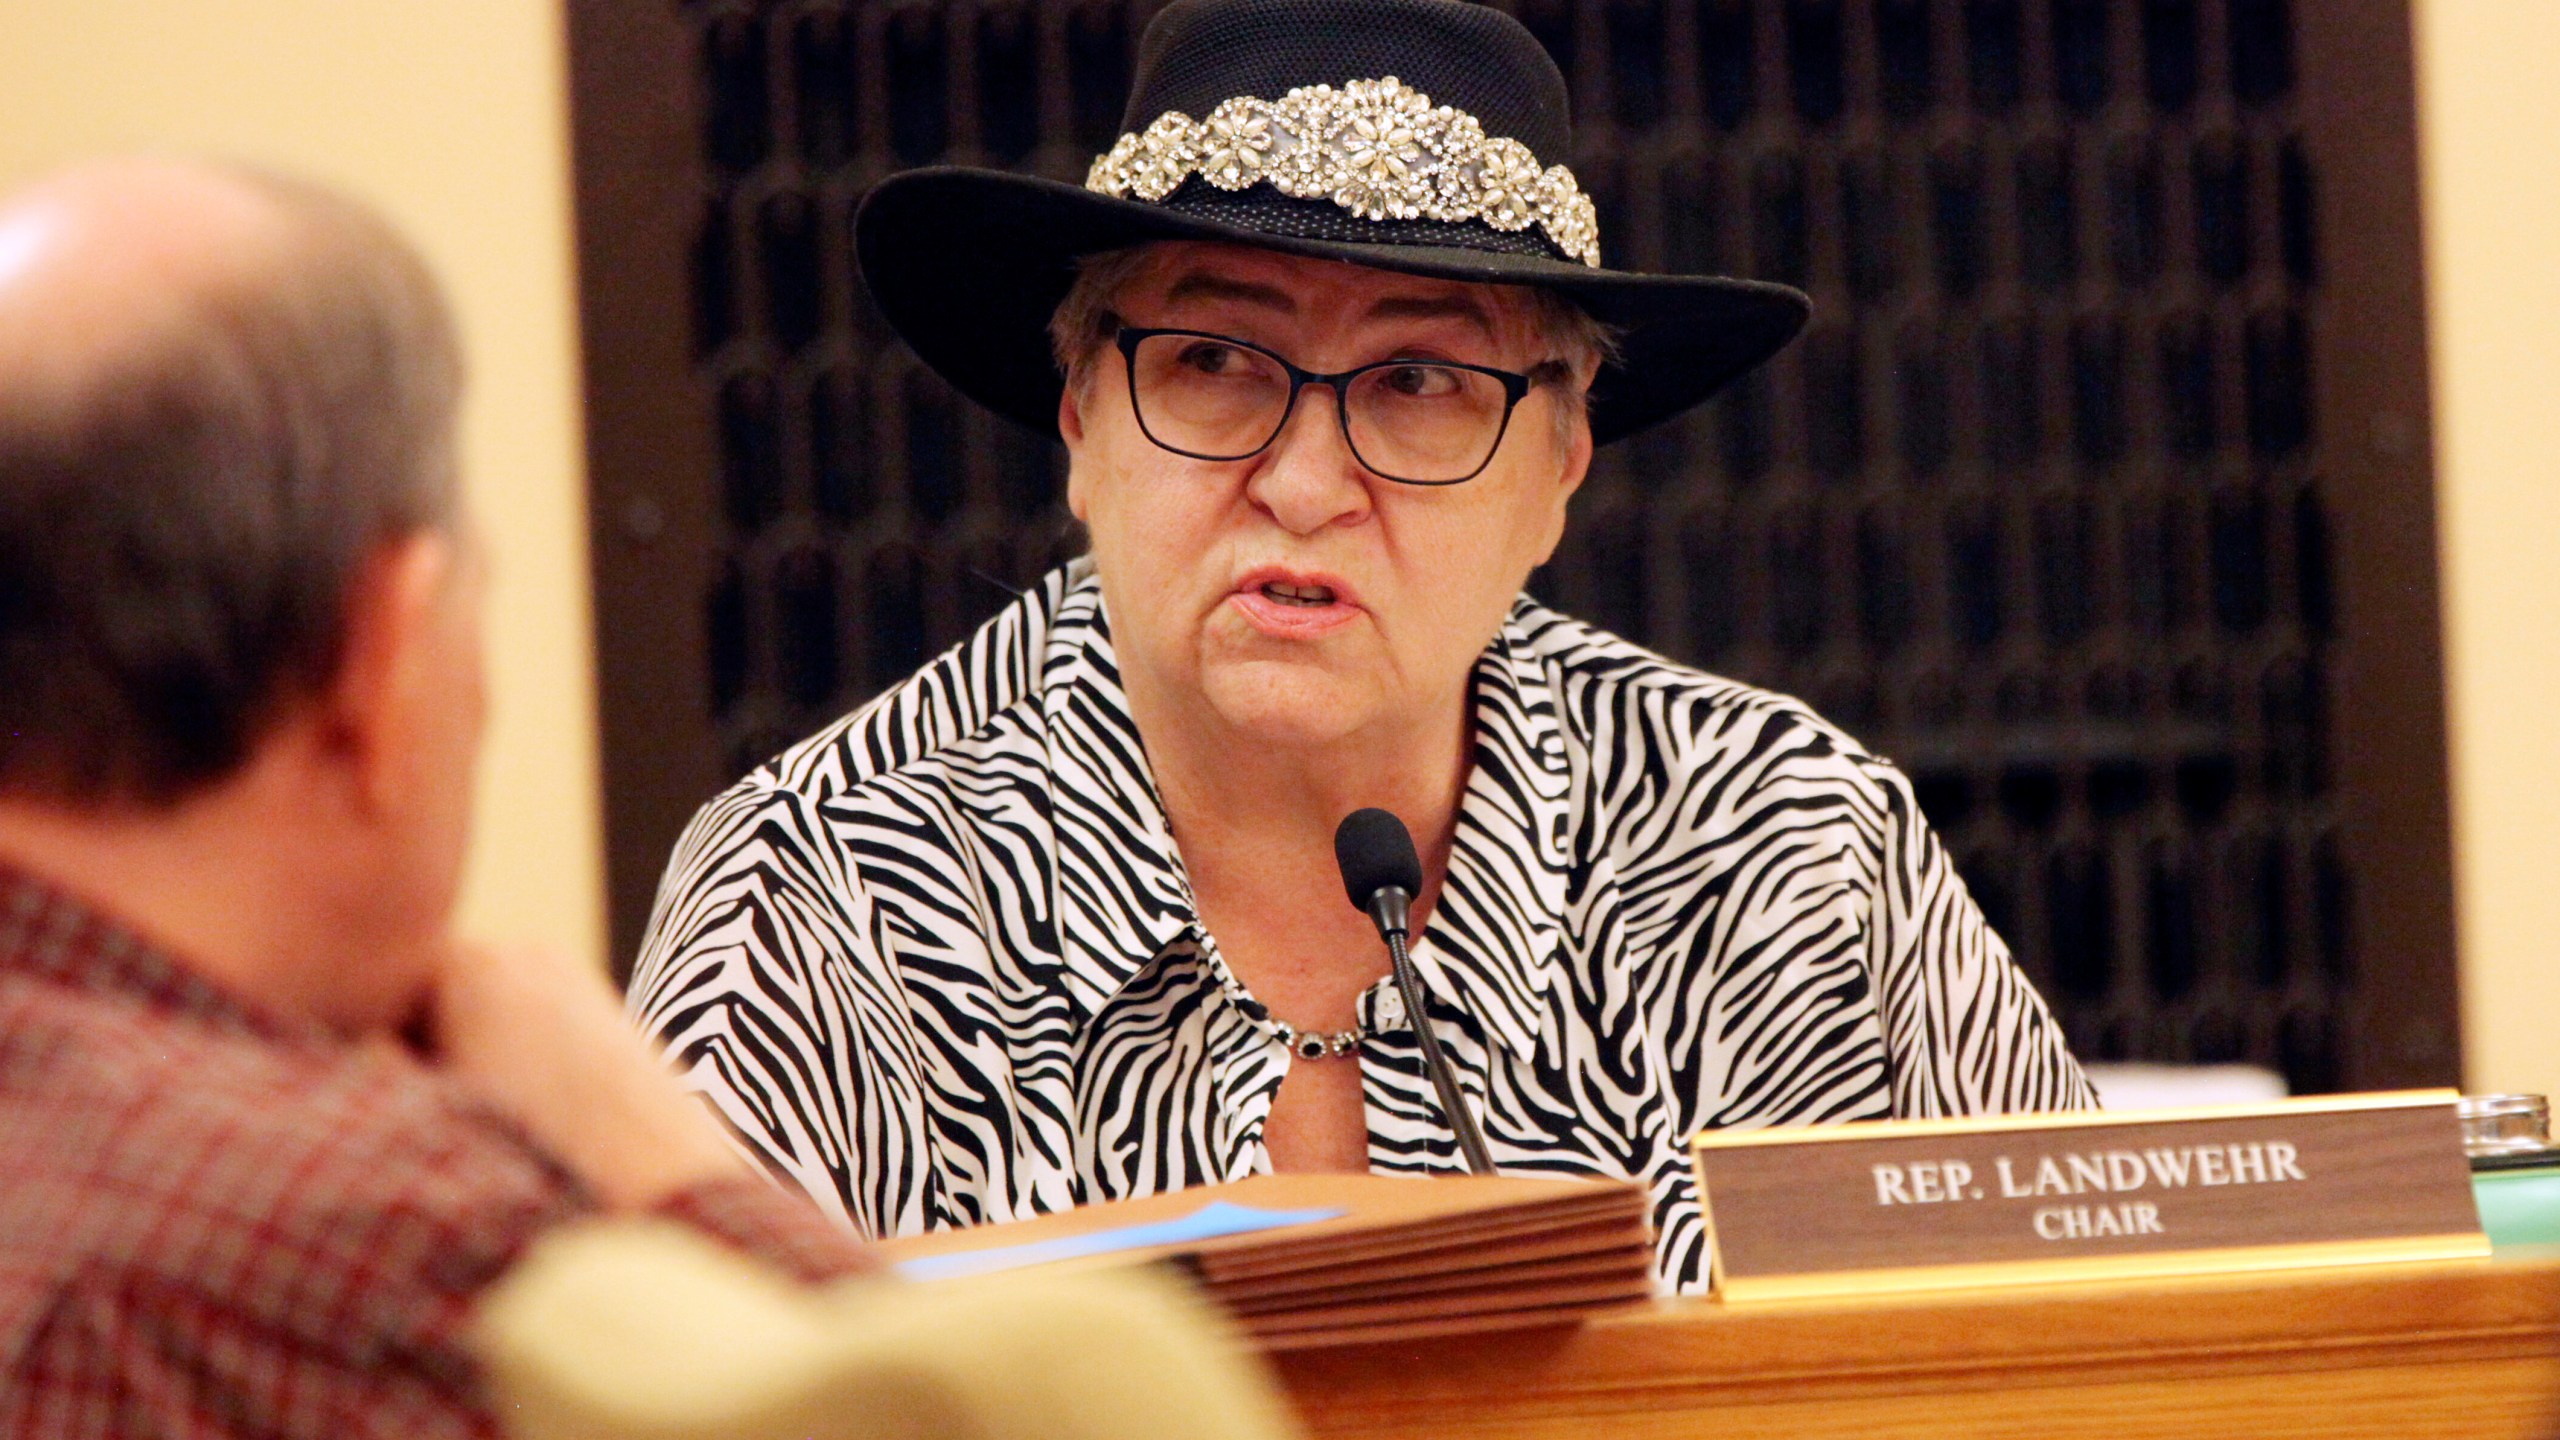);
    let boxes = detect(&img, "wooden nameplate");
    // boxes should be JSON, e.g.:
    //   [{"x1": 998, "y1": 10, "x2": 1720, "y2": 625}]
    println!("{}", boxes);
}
[{"x1": 1690, "y1": 1089, "x2": 2489, "y2": 1302}]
